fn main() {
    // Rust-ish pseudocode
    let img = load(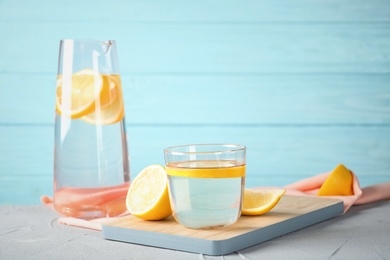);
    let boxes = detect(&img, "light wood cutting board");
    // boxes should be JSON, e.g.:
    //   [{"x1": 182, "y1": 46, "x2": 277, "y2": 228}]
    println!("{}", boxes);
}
[{"x1": 102, "y1": 195, "x2": 343, "y2": 255}]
